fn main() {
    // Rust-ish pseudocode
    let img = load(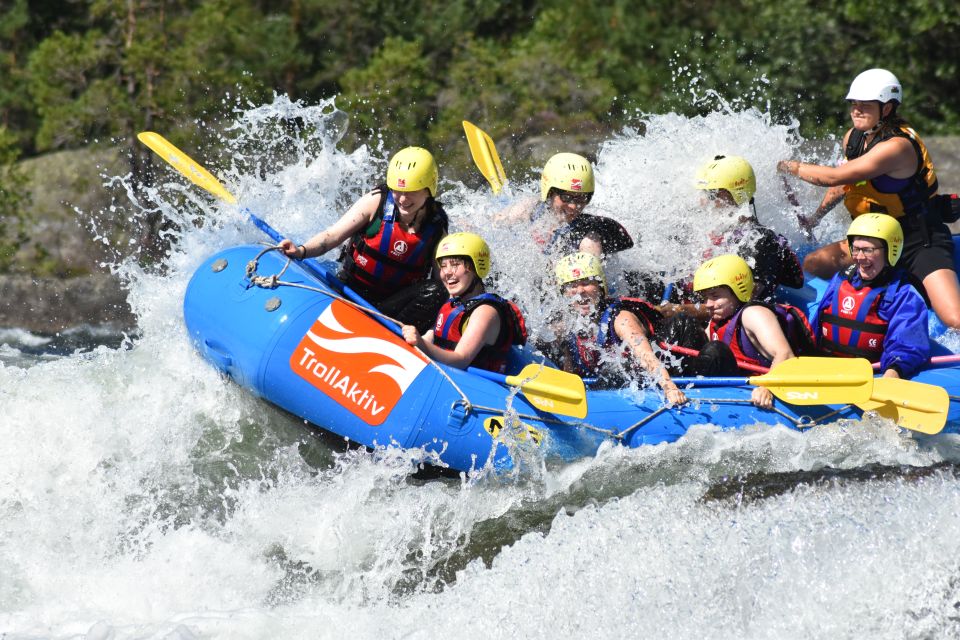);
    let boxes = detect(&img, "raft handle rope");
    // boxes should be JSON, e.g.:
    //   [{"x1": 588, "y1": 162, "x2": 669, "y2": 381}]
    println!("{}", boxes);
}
[
  {"x1": 616, "y1": 399, "x2": 858, "y2": 440},
  {"x1": 245, "y1": 246, "x2": 628, "y2": 437},
  {"x1": 244, "y1": 245, "x2": 475, "y2": 412}
]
